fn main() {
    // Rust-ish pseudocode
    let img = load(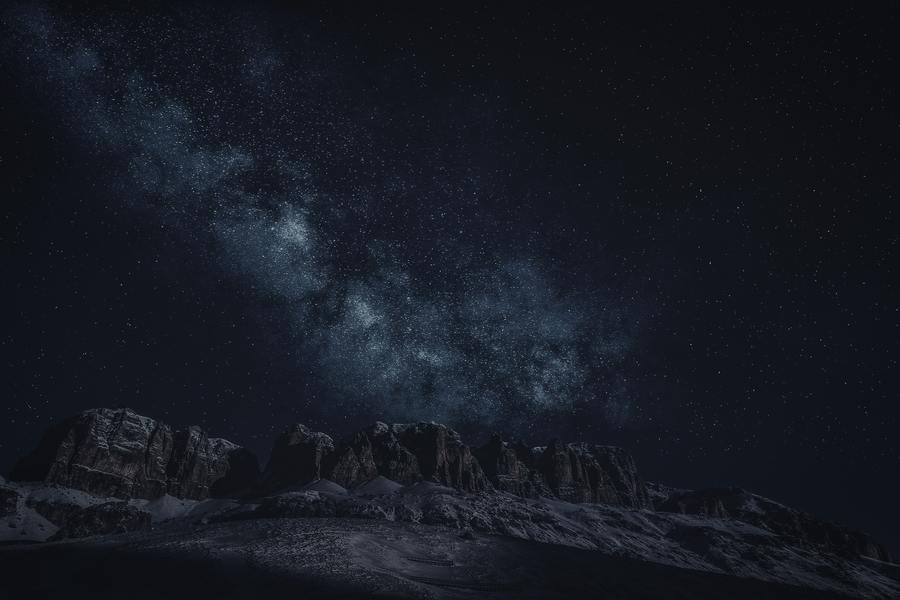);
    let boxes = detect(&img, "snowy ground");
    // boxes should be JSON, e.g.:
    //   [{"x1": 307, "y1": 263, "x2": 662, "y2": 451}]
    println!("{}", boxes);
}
[
  {"x1": 1, "y1": 477, "x2": 898, "y2": 599},
  {"x1": 1, "y1": 517, "x2": 890, "y2": 599}
]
